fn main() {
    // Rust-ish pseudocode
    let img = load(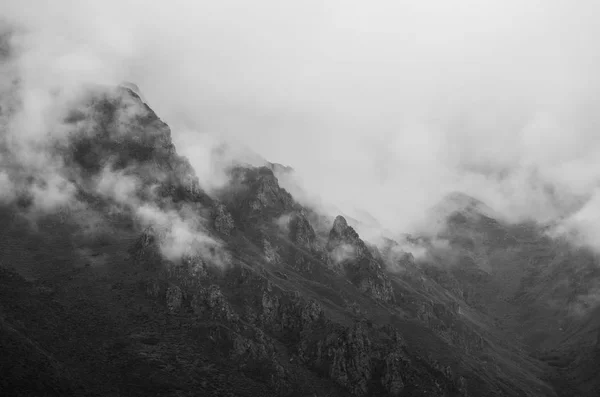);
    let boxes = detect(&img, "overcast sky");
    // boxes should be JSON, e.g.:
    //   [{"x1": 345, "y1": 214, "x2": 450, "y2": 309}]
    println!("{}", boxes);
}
[{"x1": 3, "y1": 0, "x2": 600, "y2": 242}]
